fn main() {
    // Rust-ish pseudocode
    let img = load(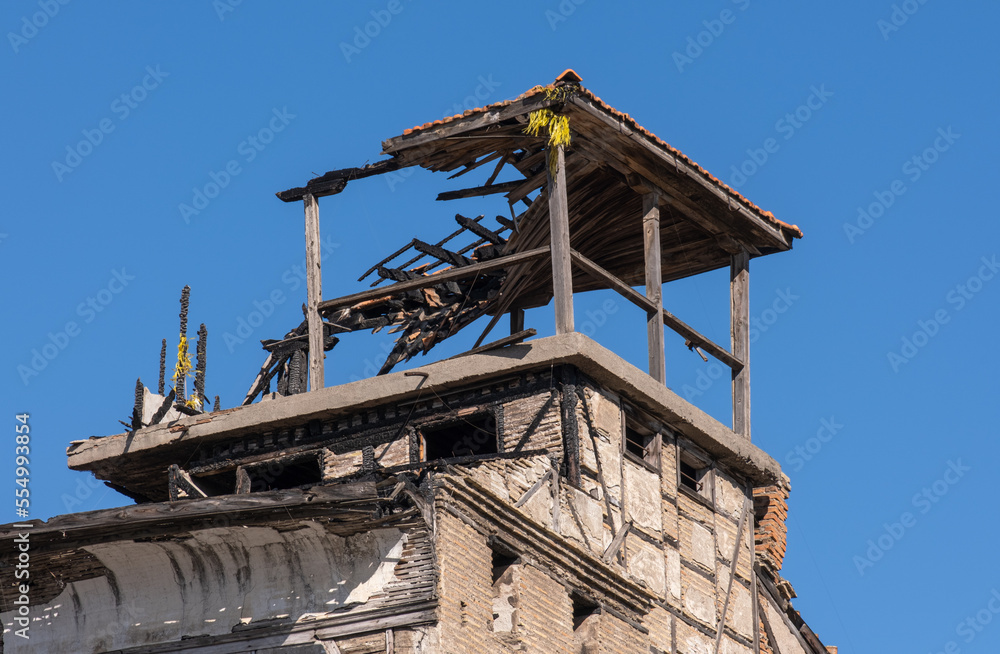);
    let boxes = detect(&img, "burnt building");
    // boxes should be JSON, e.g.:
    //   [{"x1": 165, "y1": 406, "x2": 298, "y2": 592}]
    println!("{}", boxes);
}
[{"x1": 1, "y1": 70, "x2": 834, "y2": 653}]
